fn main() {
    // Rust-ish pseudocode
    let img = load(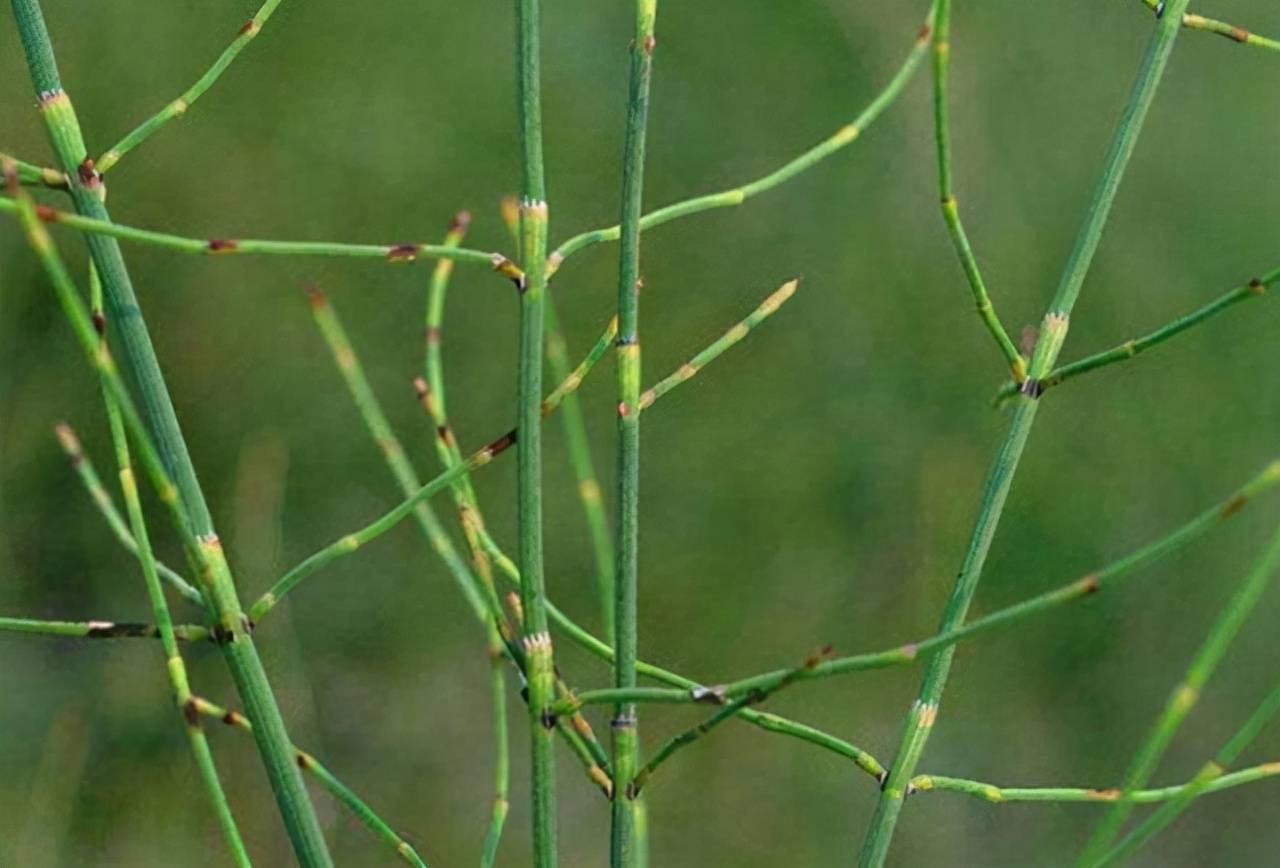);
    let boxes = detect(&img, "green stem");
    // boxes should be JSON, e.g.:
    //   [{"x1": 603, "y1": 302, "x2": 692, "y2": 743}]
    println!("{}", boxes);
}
[
  {"x1": 611, "y1": 2, "x2": 658, "y2": 864},
  {"x1": 858, "y1": 4, "x2": 1192, "y2": 862},
  {"x1": 994, "y1": 267, "x2": 1277, "y2": 403},
  {"x1": 556, "y1": 461, "x2": 1279, "y2": 713},
  {"x1": 0, "y1": 196, "x2": 499, "y2": 266},
  {"x1": 545, "y1": 296, "x2": 617, "y2": 644},
  {"x1": 1096, "y1": 683, "x2": 1280, "y2": 866},
  {"x1": 94, "y1": 275, "x2": 249, "y2": 865},
  {"x1": 912, "y1": 762, "x2": 1280, "y2": 804},
  {"x1": 547, "y1": 10, "x2": 931, "y2": 273},
  {"x1": 0, "y1": 615, "x2": 209, "y2": 642},
  {"x1": 932, "y1": 0, "x2": 1025, "y2": 381},
  {"x1": 190, "y1": 698, "x2": 429, "y2": 868},
  {"x1": 7, "y1": 5, "x2": 333, "y2": 860},
  {"x1": 1076, "y1": 522, "x2": 1280, "y2": 865},
  {"x1": 638, "y1": 279, "x2": 797, "y2": 411},
  {"x1": 514, "y1": 0, "x2": 558, "y2": 862},
  {"x1": 96, "y1": 0, "x2": 287, "y2": 174},
  {"x1": 52, "y1": 424, "x2": 205, "y2": 607},
  {"x1": 1133, "y1": 0, "x2": 1280, "y2": 52},
  {"x1": 0, "y1": 151, "x2": 67, "y2": 189}
]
